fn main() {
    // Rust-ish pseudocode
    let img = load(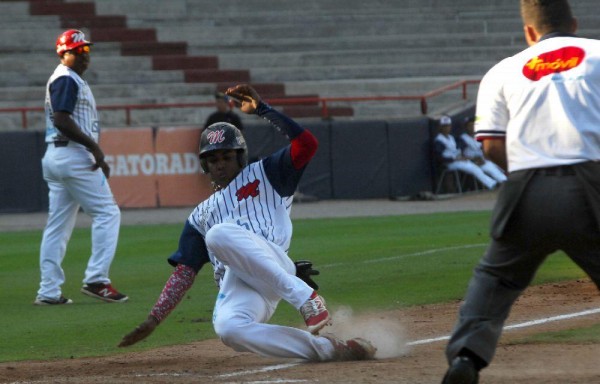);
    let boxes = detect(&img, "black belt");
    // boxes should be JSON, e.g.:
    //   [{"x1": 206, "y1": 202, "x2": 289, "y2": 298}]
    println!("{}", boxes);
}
[
  {"x1": 53, "y1": 141, "x2": 69, "y2": 147},
  {"x1": 534, "y1": 165, "x2": 576, "y2": 176}
]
